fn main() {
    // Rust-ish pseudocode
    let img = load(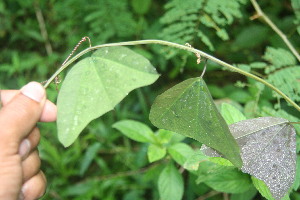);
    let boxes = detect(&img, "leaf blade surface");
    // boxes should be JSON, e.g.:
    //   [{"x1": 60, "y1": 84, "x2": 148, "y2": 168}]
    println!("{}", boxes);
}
[
  {"x1": 149, "y1": 77, "x2": 242, "y2": 168},
  {"x1": 158, "y1": 163, "x2": 184, "y2": 200},
  {"x1": 57, "y1": 46, "x2": 159, "y2": 147}
]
